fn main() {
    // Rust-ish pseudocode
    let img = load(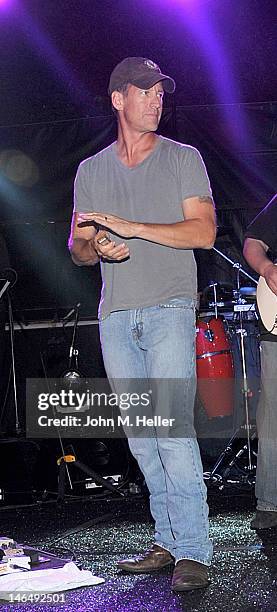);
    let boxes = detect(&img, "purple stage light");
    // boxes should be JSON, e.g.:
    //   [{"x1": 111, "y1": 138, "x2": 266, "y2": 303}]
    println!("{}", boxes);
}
[
  {"x1": 150, "y1": 0, "x2": 254, "y2": 149},
  {"x1": 0, "y1": 0, "x2": 13, "y2": 8},
  {"x1": 178, "y1": 2, "x2": 253, "y2": 149}
]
